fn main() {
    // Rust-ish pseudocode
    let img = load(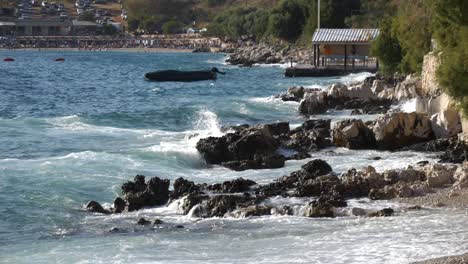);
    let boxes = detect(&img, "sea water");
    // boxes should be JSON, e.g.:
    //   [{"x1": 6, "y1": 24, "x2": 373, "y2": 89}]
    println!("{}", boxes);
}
[{"x1": 0, "y1": 51, "x2": 467, "y2": 264}]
